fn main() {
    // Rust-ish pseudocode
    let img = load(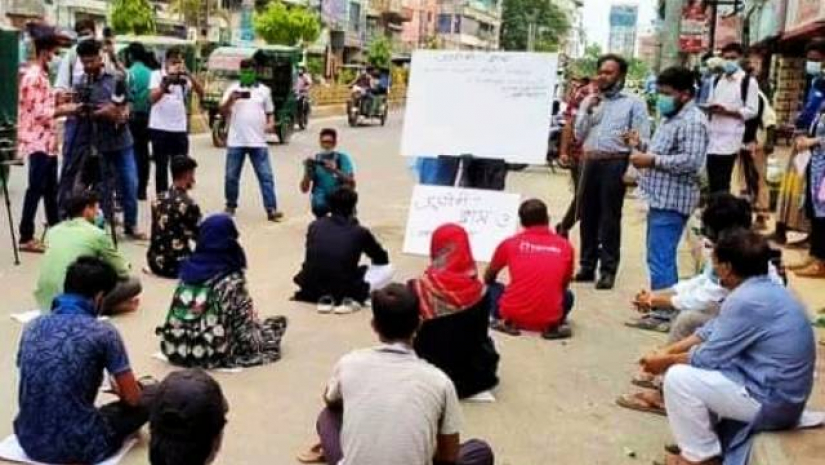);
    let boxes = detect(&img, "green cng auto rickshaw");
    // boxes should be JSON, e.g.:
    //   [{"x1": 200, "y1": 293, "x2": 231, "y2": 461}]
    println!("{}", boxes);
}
[{"x1": 202, "y1": 45, "x2": 301, "y2": 147}]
